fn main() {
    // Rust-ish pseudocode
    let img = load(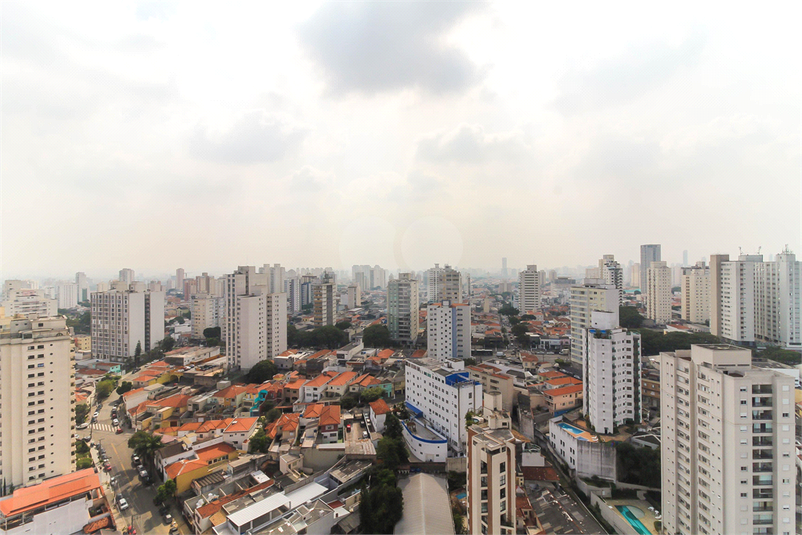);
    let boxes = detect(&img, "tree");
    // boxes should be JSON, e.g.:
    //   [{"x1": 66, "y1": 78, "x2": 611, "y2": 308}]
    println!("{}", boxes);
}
[
  {"x1": 616, "y1": 443, "x2": 660, "y2": 486},
  {"x1": 128, "y1": 431, "x2": 164, "y2": 467},
  {"x1": 248, "y1": 429, "x2": 269, "y2": 453},
  {"x1": 76, "y1": 403, "x2": 90, "y2": 425},
  {"x1": 96, "y1": 379, "x2": 116, "y2": 400},
  {"x1": 498, "y1": 304, "x2": 519, "y2": 316},
  {"x1": 247, "y1": 360, "x2": 277, "y2": 383},
  {"x1": 756, "y1": 346, "x2": 801, "y2": 366},
  {"x1": 376, "y1": 437, "x2": 408, "y2": 470},
  {"x1": 203, "y1": 327, "x2": 221, "y2": 339},
  {"x1": 362, "y1": 325, "x2": 391, "y2": 348},
  {"x1": 340, "y1": 394, "x2": 358, "y2": 410},
  {"x1": 619, "y1": 306, "x2": 644, "y2": 328},
  {"x1": 361, "y1": 386, "x2": 384, "y2": 403},
  {"x1": 264, "y1": 408, "x2": 282, "y2": 423},
  {"x1": 77, "y1": 458, "x2": 94, "y2": 470},
  {"x1": 637, "y1": 329, "x2": 719, "y2": 356},
  {"x1": 116, "y1": 381, "x2": 133, "y2": 396},
  {"x1": 335, "y1": 320, "x2": 352, "y2": 330},
  {"x1": 160, "y1": 337, "x2": 175, "y2": 352},
  {"x1": 463, "y1": 358, "x2": 477, "y2": 366},
  {"x1": 135, "y1": 341, "x2": 142, "y2": 358},
  {"x1": 310, "y1": 325, "x2": 349, "y2": 349},
  {"x1": 383, "y1": 413, "x2": 403, "y2": 440},
  {"x1": 359, "y1": 469, "x2": 404, "y2": 534},
  {"x1": 154, "y1": 479, "x2": 176, "y2": 505}
]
